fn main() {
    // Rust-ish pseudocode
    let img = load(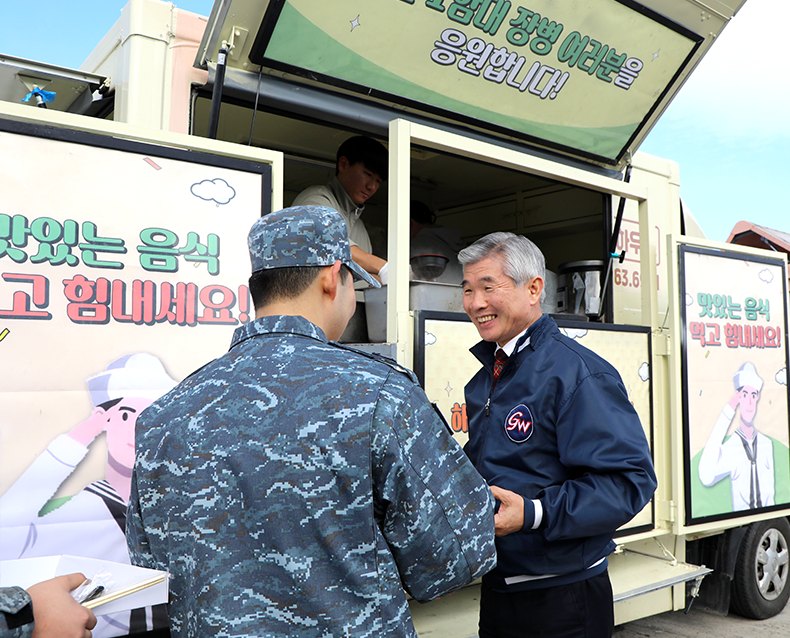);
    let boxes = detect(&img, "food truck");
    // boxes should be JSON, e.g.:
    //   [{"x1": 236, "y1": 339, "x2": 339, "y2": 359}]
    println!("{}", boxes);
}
[{"x1": 1, "y1": 0, "x2": 789, "y2": 634}]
